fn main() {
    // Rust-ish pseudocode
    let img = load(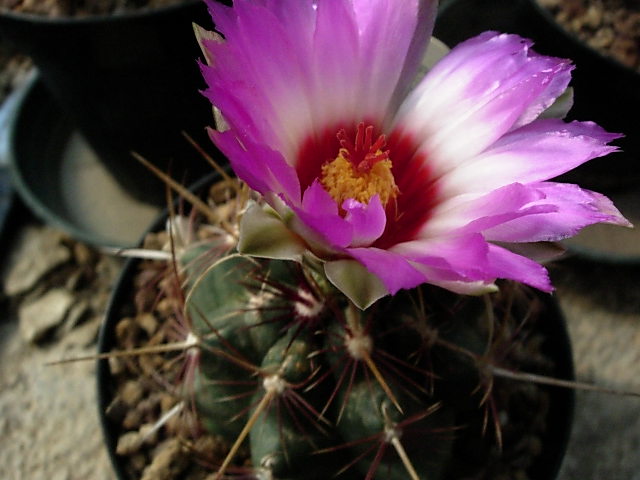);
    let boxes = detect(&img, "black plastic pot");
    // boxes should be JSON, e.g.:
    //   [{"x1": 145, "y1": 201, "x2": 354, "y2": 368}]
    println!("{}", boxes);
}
[
  {"x1": 435, "y1": 0, "x2": 640, "y2": 192},
  {"x1": 3, "y1": 73, "x2": 165, "y2": 247},
  {"x1": 97, "y1": 173, "x2": 575, "y2": 480},
  {"x1": 0, "y1": 1, "x2": 228, "y2": 205}
]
